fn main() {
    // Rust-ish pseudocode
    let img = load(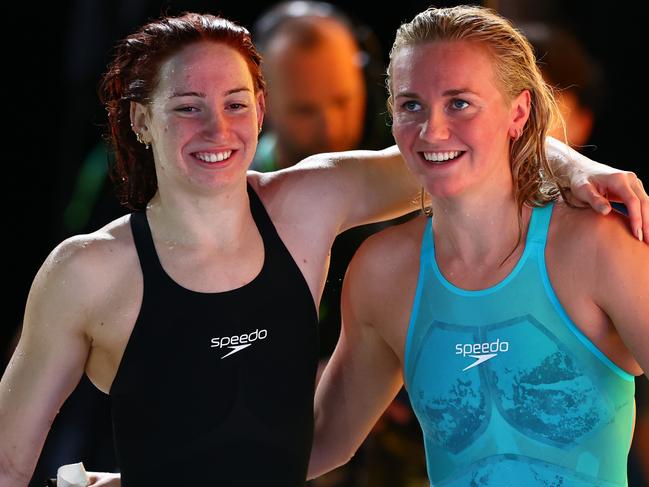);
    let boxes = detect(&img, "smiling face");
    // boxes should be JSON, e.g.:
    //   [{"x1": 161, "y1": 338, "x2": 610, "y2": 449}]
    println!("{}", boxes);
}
[
  {"x1": 131, "y1": 41, "x2": 265, "y2": 194},
  {"x1": 390, "y1": 40, "x2": 529, "y2": 200}
]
